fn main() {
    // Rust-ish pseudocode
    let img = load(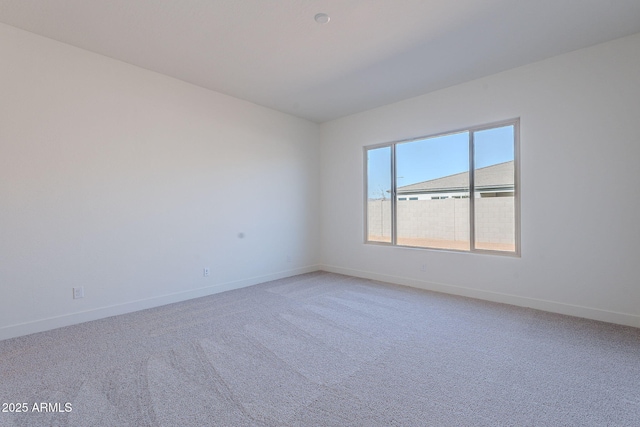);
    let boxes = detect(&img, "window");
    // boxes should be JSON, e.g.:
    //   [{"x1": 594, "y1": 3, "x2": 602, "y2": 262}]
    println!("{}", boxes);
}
[
  {"x1": 364, "y1": 119, "x2": 519, "y2": 255},
  {"x1": 366, "y1": 146, "x2": 392, "y2": 243}
]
